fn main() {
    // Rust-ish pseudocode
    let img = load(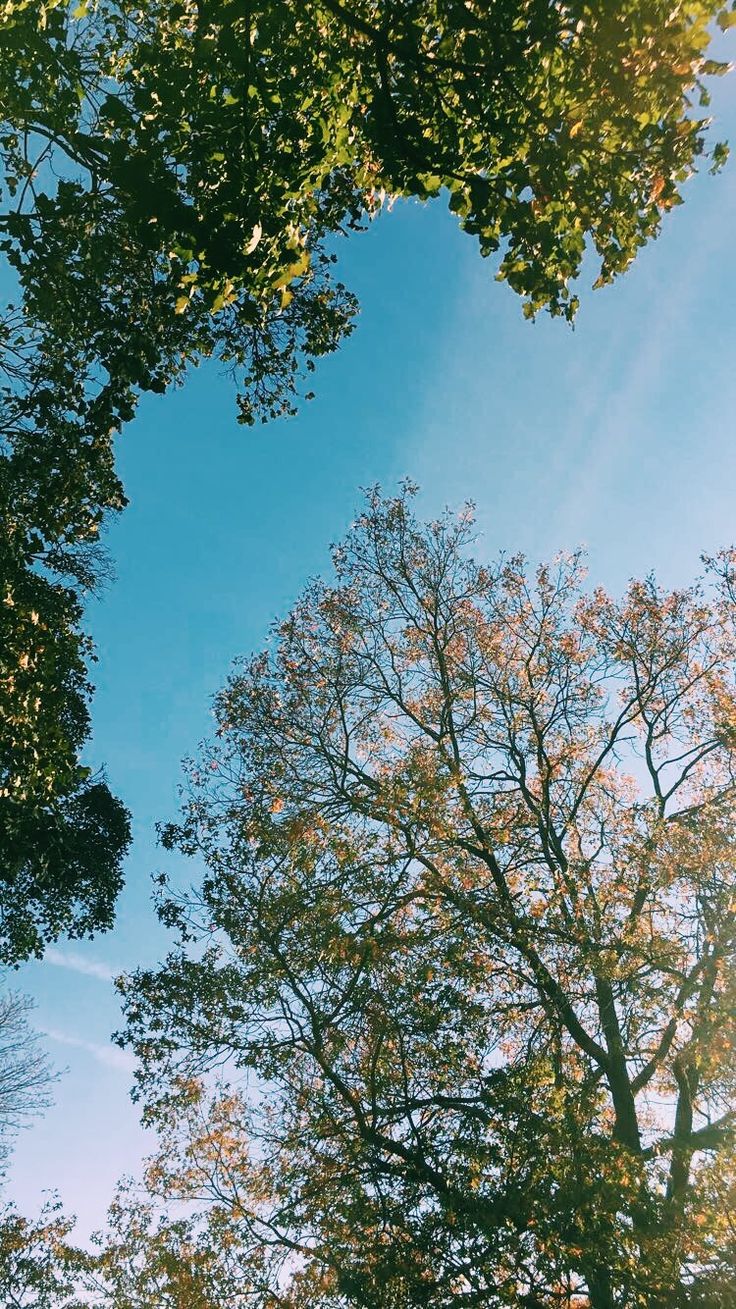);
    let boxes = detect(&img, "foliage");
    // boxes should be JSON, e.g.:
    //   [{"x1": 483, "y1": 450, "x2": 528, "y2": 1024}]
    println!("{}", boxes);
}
[
  {"x1": 0, "y1": 990, "x2": 55, "y2": 1168},
  {"x1": 1, "y1": 2, "x2": 732, "y2": 933},
  {"x1": 2, "y1": 0, "x2": 734, "y2": 505},
  {"x1": 0, "y1": 496, "x2": 129, "y2": 962},
  {"x1": 2, "y1": 0, "x2": 733, "y2": 458},
  {"x1": 88, "y1": 0, "x2": 734, "y2": 320},
  {"x1": 73, "y1": 1173, "x2": 282, "y2": 1309},
  {"x1": 0, "y1": 1199, "x2": 78, "y2": 1309},
  {"x1": 122, "y1": 489, "x2": 736, "y2": 1307}
]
